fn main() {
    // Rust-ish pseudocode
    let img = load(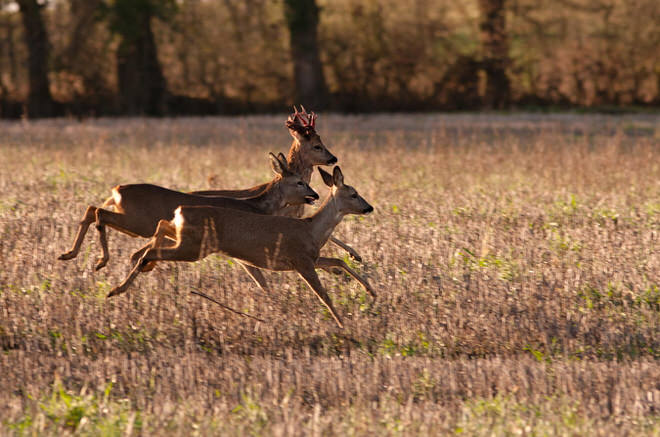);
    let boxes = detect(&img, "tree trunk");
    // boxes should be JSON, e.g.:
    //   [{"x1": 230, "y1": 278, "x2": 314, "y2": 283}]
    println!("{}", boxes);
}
[
  {"x1": 478, "y1": 0, "x2": 510, "y2": 109},
  {"x1": 112, "y1": 1, "x2": 168, "y2": 115},
  {"x1": 17, "y1": 0, "x2": 55, "y2": 117},
  {"x1": 284, "y1": 0, "x2": 328, "y2": 109}
]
